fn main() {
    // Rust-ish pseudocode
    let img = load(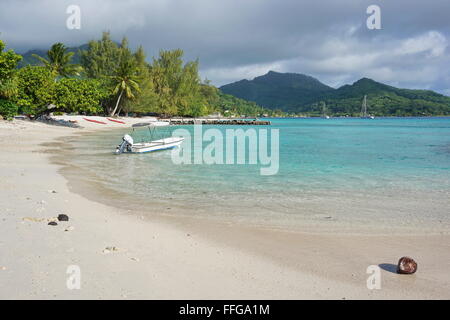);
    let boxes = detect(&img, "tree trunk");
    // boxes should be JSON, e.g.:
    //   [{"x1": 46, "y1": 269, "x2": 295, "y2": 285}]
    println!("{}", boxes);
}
[
  {"x1": 110, "y1": 90, "x2": 123, "y2": 117},
  {"x1": 117, "y1": 104, "x2": 123, "y2": 116}
]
